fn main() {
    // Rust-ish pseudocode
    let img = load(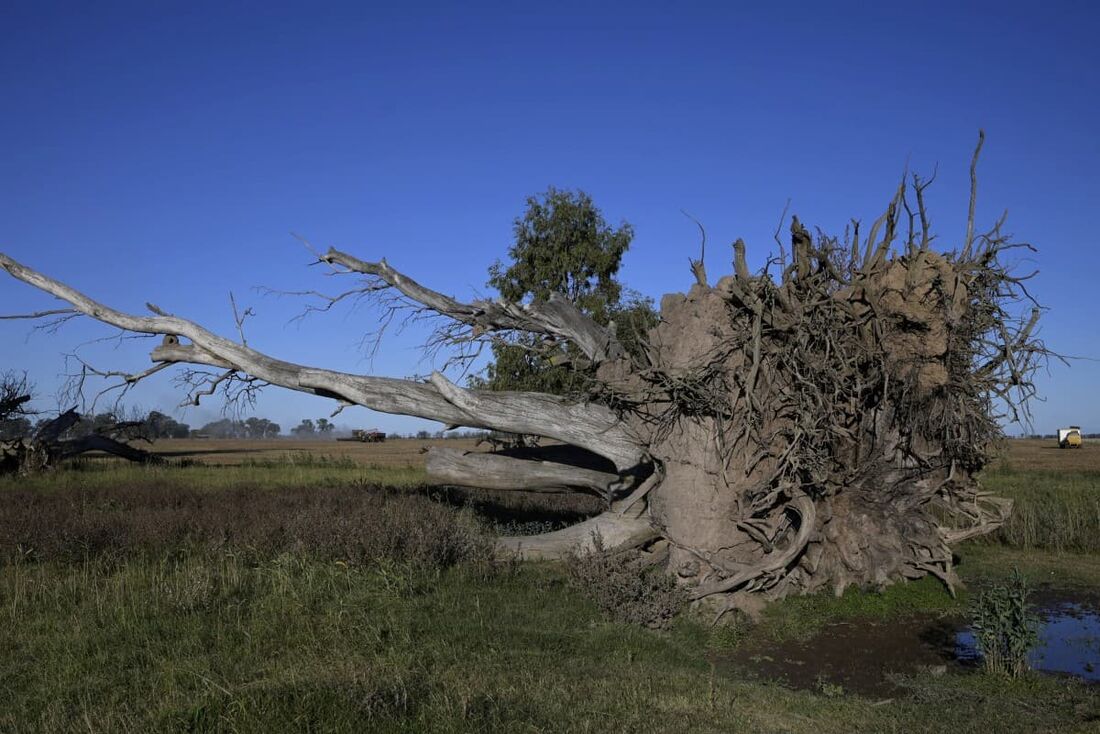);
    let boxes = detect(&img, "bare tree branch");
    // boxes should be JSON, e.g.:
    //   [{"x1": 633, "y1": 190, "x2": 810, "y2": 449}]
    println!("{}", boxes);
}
[
  {"x1": 0, "y1": 253, "x2": 645, "y2": 470},
  {"x1": 0, "y1": 308, "x2": 77, "y2": 320},
  {"x1": 318, "y1": 248, "x2": 623, "y2": 363},
  {"x1": 963, "y1": 129, "x2": 985, "y2": 257},
  {"x1": 426, "y1": 447, "x2": 629, "y2": 496}
]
